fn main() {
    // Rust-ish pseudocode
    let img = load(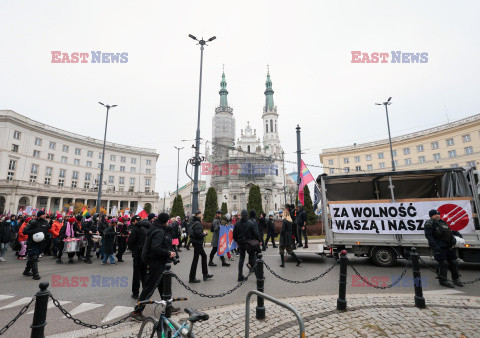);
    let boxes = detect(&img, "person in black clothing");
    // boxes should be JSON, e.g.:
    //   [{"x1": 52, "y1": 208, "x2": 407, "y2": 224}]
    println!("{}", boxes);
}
[
  {"x1": 424, "y1": 209, "x2": 463, "y2": 288},
  {"x1": 233, "y1": 209, "x2": 261, "y2": 282},
  {"x1": 296, "y1": 204, "x2": 308, "y2": 248},
  {"x1": 116, "y1": 218, "x2": 129, "y2": 262},
  {"x1": 279, "y1": 206, "x2": 302, "y2": 267},
  {"x1": 180, "y1": 216, "x2": 190, "y2": 248},
  {"x1": 258, "y1": 213, "x2": 267, "y2": 251},
  {"x1": 102, "y1": 219, "x2": 117, "y2": 264},
  {"x1": 188, "y1": 211, "x2": 213, "y2": 283},
  {"x1": 127, "y1": 215, "x2": 147, "y2": 299},
  {"x1": 291, "y1": 205, "x2": 299, "y2": 249},
  {"x1": 82, "y1": 218, "x2": 96, "y2": 264},
  {"x1": 264, "y1": 214, "x2": 277, "y2": 249},
  {"x1": 96, "y1": 215, "x2": 108, "y2": 259},
  {"x1": 131, "y1": 213, "x2": 177, "y2": 322},
  {"x1": 23, "y1": 211, "x2": 50, "y2": 280}
]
